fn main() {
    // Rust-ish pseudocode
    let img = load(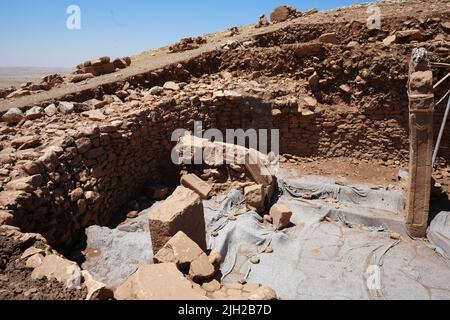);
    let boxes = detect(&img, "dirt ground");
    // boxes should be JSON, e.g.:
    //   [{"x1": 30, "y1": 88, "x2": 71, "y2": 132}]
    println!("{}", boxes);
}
[
  {"x1": 0, "y1": 230, "x2": 86, "y2": 300},
  {"x1": 0, "y1": 68, "x2": 71, "y2": 90},
  {"x1": 281, "y1": 157, "x2": 405, "y2": 187}
]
